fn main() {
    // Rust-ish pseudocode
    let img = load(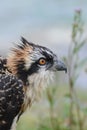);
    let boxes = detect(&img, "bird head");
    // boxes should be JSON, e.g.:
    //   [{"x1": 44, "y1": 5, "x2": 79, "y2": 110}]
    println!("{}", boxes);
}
[{"x1": 7, "y1": 37, "x2": 67, "y2": 87}]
